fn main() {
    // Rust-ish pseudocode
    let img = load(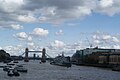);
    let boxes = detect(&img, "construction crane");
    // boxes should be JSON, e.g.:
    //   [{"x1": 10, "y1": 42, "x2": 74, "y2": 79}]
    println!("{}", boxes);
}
[{"x1": 86, "y1": 37, "x2": 93, "y2": 48}]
